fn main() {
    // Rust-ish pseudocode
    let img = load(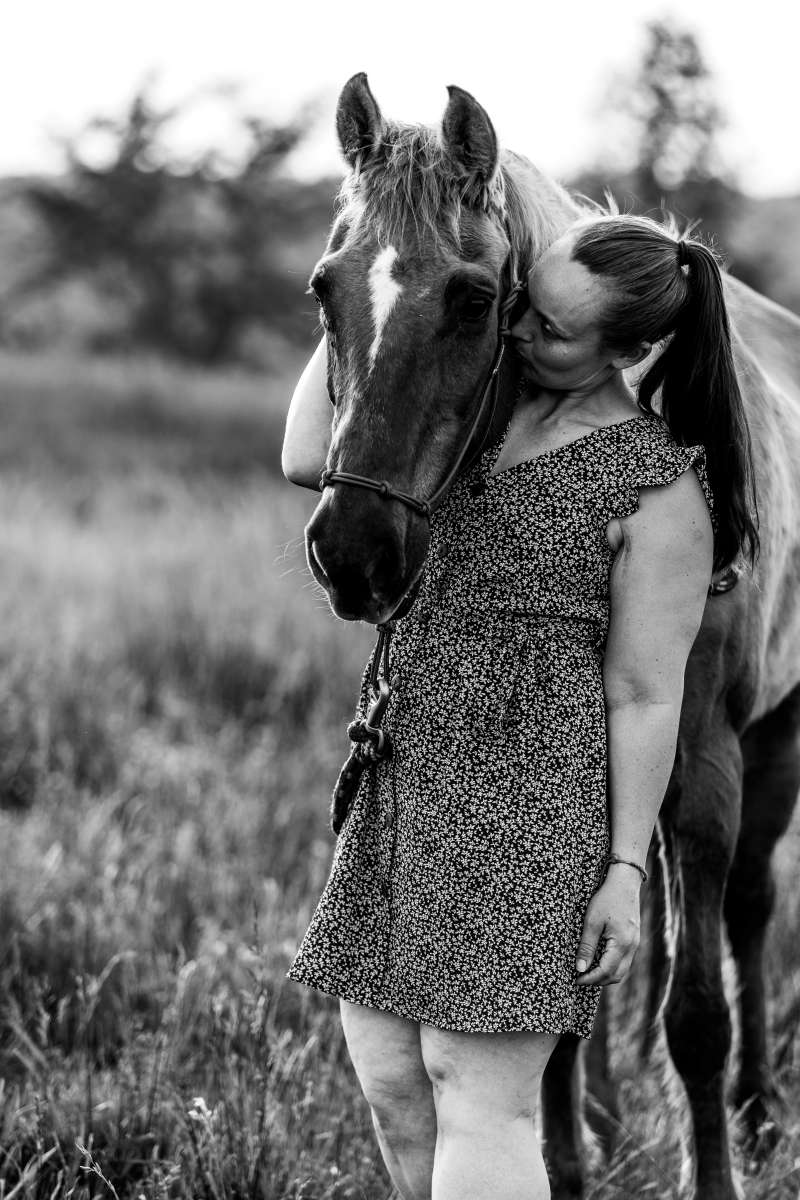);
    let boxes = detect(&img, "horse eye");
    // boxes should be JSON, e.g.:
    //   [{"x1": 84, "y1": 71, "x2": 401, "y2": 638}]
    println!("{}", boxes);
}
[
  {"x1": 462, "y1": 295, "x2": 492, "y2": 322},
  {"x1": 308, "y1": 271, "x2": 339, "y2": 338},
  {"x1": 309, "y1": 266, "x2": 332, "y2": 302}
]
